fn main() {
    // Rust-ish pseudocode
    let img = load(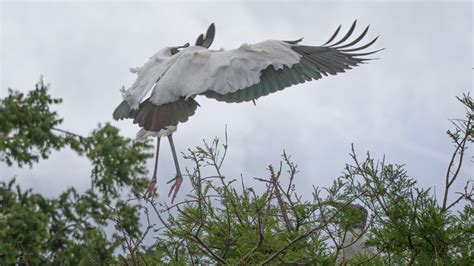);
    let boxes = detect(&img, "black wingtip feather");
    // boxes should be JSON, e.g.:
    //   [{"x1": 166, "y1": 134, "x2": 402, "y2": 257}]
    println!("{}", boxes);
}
[
  {"x1": 340, "y1": 36, "x2": 379, "y2": 52},
  {"x1": 328, "y1": 20, "x2": 357, "y2": 47},
  {"x1": 201, "y1": 23, "x2": 215, "y2": 48},
  {"x1": 334, "y1": 25, "x2": 369, "y2": 49},
  {"x1": 322, "y1": 24, "x2": 342, "y2": 46},
  {"x1": 349, "y1": 48, "x2": 385, "y2": 57},
  {"x1": 195, "y1": 23, "x2": 216, "y2": 48},
  {"x1": 195, "y1": 34, "x2": 204, "y2": 46}
]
